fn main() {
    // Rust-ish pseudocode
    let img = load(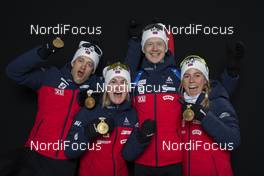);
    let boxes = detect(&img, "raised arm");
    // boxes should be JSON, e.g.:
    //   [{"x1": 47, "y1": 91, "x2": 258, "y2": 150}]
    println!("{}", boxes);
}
[{"x1": 6, "y1": 38, "x2": 63, "y2": 90}]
